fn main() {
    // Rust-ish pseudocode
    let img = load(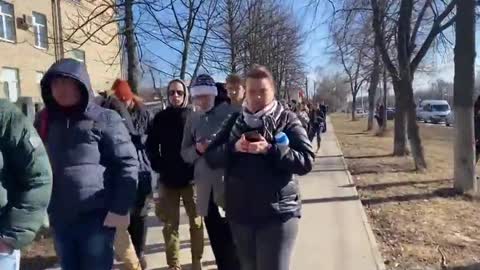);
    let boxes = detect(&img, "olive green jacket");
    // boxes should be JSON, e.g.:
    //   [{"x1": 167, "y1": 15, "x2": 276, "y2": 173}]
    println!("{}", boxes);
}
[{"x1": 0, "y1": 99, "x2": 52, "y2": 249}]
